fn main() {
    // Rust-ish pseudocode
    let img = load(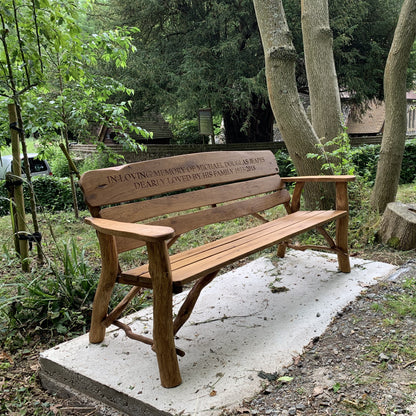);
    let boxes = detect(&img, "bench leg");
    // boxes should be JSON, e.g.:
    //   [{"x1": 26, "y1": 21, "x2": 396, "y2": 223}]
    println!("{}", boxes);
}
[
  {"x1": 147, "y1": 241, "x2": 182, "y2": 388},
  {"x1": 90, "y1": 233, "x2": 119, "y2": 344},
  {"x1": 277, "y1": 242, "x2": 287, "y2": 258},
  {"x1": 173, "y1": 271, "x2": 218, "y2": 335},
  {"x1": 336, "y1": 216, "x2": 351, "y2": 273}
]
